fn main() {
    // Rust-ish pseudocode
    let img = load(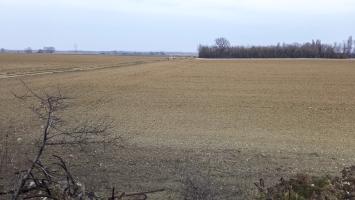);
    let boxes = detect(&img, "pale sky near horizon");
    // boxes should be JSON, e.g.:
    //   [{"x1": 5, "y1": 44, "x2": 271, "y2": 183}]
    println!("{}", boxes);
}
[{"x1": 0, "y1": 0, "x2": 354, "y2": 52}]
